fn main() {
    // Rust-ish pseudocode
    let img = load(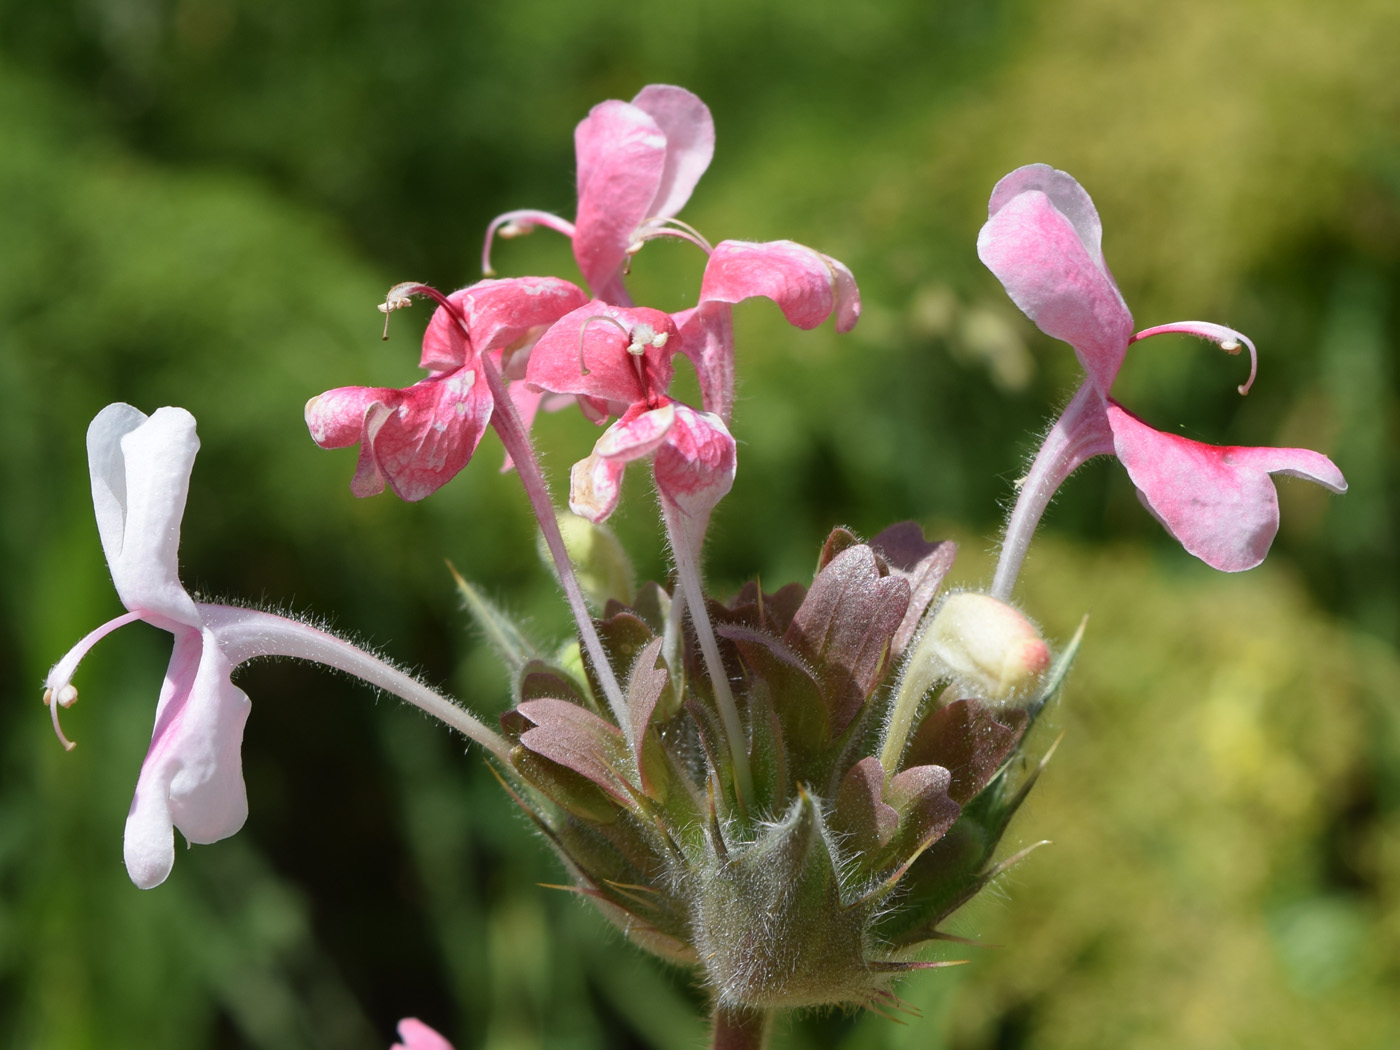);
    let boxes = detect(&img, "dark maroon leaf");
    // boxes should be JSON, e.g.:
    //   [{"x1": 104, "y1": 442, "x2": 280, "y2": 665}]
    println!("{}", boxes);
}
[
  {"x1": 903, "y1": 699, "x2": 1027, "y2": 805},
  {"x1": 518, "y1": 698, "x2": 635, "y2": 807},
  {"x1": 784, "y1": 545, "x2": 911, "y2": 734},
  {"x1": 830, "y1": 756, "x2": 898, "y2": 854}
]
